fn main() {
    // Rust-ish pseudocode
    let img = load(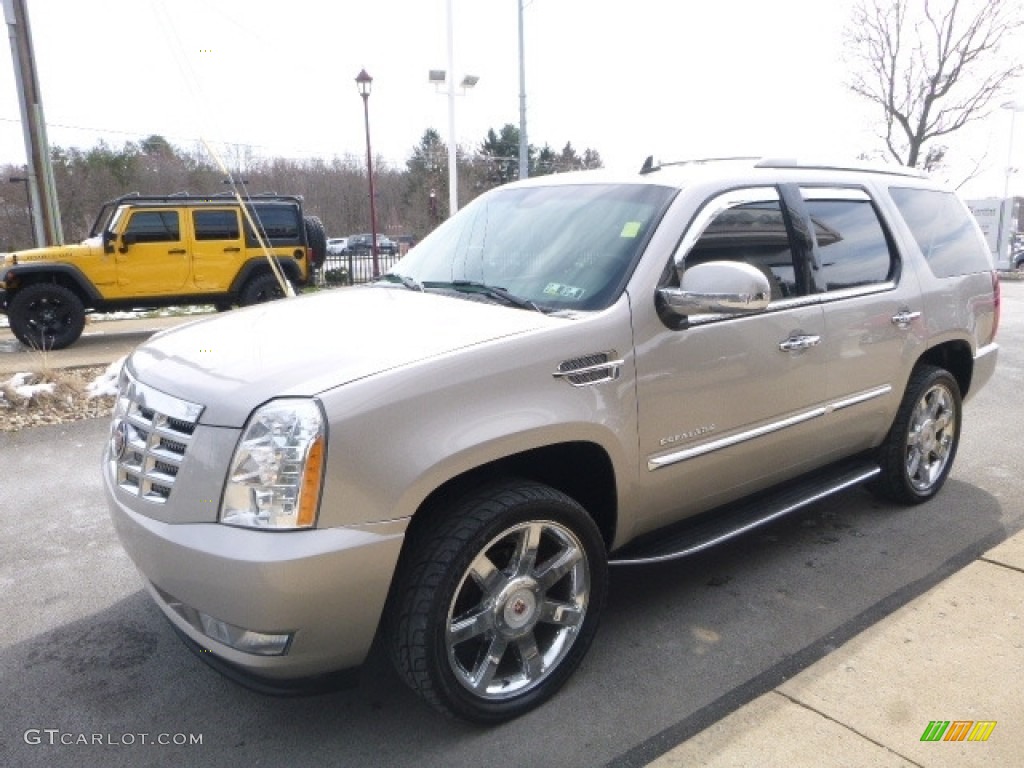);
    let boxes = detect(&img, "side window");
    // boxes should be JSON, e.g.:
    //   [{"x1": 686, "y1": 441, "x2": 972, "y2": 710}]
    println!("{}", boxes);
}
[
  {"x1": 888, "y1": 187, "x2": 992, "y2": 277},
  {"x1": 193, "y1": 210, "x2": 240, "y2": 240},
  {"x1": 802, "y1": 191, "x2": 895, "y2": 290},
  {"x1": 685, "y1": 200, "x2": 799, "y2": 300},
  {"x1": 124, "y1": 211, "x2": 180, "y2": 243},
  {"x1": 247, "y1": 205, "x2": 301, "y2": 245}
]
